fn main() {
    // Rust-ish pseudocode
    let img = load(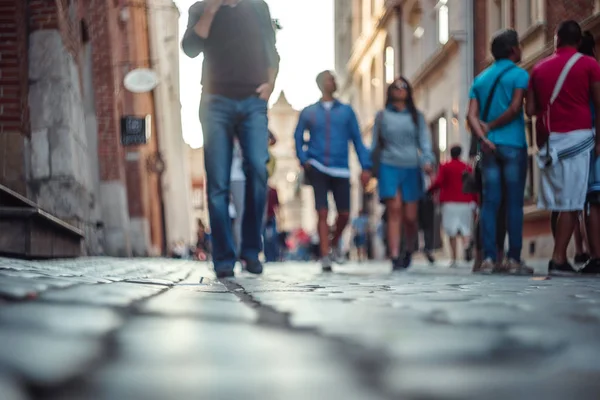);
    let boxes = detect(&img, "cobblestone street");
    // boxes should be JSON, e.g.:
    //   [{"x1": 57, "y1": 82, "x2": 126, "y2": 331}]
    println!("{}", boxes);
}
[{"x1": 0, "y1": 257, "x2": 599, "y2": 400}]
